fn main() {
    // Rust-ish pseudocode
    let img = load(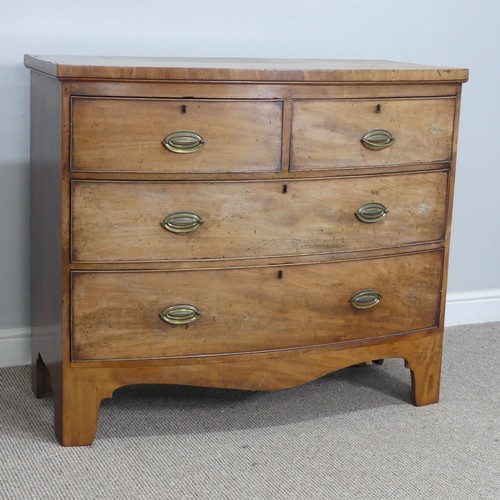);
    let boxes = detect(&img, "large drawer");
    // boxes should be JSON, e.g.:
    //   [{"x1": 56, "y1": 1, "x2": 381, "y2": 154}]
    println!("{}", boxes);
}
[
  {"x1": 291, "y1": 97, "x2": 455, "y2": 170},
  {"x1": 71, "y1": 171, "x2": 448, "y2": 263},
  {"x1": 71, "y1": 251, "x2": 442, "y2": 360},
  {"x1": 71, "y1": 97, "x2": 283, "y2": 173}
]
